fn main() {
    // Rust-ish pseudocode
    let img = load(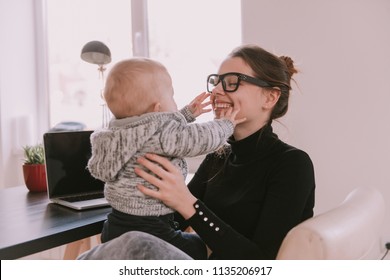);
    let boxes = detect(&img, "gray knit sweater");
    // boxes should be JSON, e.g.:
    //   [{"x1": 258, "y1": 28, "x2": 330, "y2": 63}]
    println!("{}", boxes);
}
[{"x1": 88, "y1": 106, "x2": 234, "y2": 216}]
